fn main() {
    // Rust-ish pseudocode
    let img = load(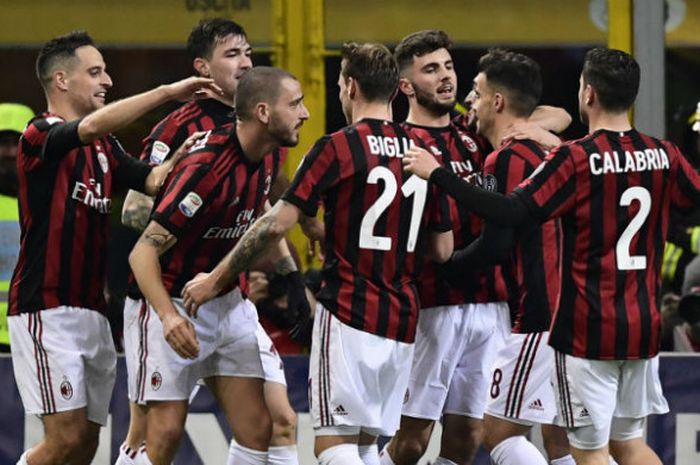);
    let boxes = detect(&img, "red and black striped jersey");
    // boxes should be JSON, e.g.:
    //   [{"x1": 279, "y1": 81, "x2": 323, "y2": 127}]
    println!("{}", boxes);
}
[
  {"x1": 145, "y1": 127, "x2": 280, "y2": 297},
  {"x1": 9, "y1": 114, "x2": 150, "y2": 315},
  {"x1": 515, "y1": 129, "x2": 700, "y2": 359},
  {"x1": 404, "y1": 122, "x2": 509, "y2": 308},
  {"x1": 140, "y1": 98, "x2": 289, "y2": 168},
  {"x1": 140, "y1": 99, "x2": 235, "y2": 165},
  {"x1": 484, "y1": 139, "x2": 561, "y2": 333},
  {"x1": 133, "y1": 99, "x2": 287, "y2": 296},
  {"x1": 283, "y1": 118, "x2": 451, "y2": 343}
]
